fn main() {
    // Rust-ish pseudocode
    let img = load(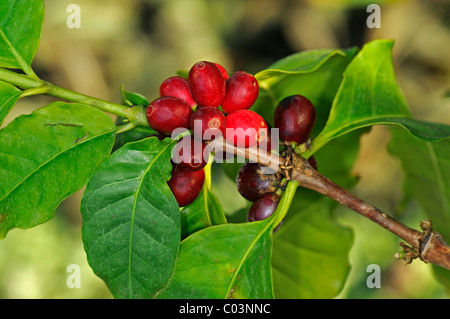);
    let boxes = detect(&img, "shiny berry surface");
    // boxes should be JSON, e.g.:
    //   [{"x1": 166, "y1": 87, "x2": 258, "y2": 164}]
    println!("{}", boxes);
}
[
  {"x1": 146, "y1": 96, "x2": 193, "y2": 136},
  {"x1": 213, "y1": 62, "x2": 229, "y2": 80},
  {"x1": 159, "y1": 76, "x2": 196, "y2": 108},
  {"x1": 236, "y1": 162, "x2": 278, "y2": 202},
  {"x1": 225, "y1": 110, "x2": 268, "y2": 148},
  {"x1": 190, "y1": 106, "x2": 226, "y2": 140},
  {"x1": 172, "y1": 135, "x2": 208, "y2": 171},
  {"x1": 188, "y1": 61, "x2": 226, "y2": 107},
  {"x1": 274, "y1": 95, "x2": 316, "y2": 144},
  {"x1": 221, "y1": 71, "x2": 259, "y2": 114},
  {"x1": 247, "y1": 193, "x2": 280, "y2": 222},
  {"x1": 167, "y1": 165, "x2": 205, "y2": 207}
]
